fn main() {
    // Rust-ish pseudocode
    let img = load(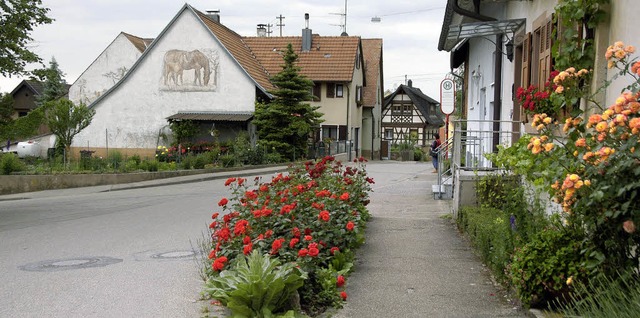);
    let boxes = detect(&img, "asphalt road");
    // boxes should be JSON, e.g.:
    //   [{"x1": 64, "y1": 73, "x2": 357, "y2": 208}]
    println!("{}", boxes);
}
[{"x1": 0, "y1": 174, "x2": 275, "y2": 317}]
